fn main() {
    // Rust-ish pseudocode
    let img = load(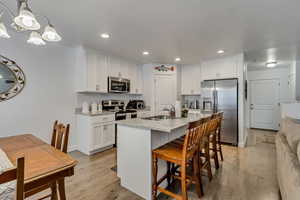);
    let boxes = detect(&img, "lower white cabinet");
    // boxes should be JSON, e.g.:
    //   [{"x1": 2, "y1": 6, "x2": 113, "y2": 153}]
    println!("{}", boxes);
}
[{"x1": 77, "y1": 114, "x2": 115, "y2": 155}]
